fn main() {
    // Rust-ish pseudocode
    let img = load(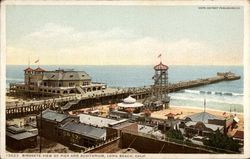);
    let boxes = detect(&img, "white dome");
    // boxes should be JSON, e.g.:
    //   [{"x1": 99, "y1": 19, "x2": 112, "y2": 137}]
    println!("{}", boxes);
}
[{"x1": 123, "y1": 96, "x2": 136, "y2": 104}]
